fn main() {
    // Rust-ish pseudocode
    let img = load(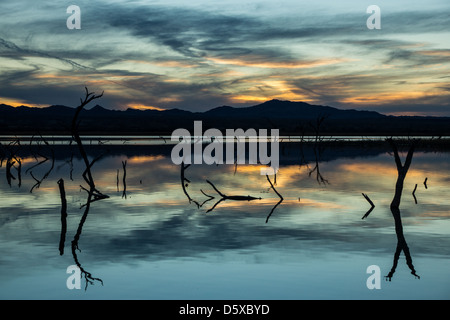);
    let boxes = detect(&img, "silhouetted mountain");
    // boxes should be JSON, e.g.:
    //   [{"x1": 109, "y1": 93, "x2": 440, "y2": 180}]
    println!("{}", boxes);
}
[
  {"x1": 89, "y1": 104, "x2": 110, "y2": 113},
  {"x1": 1, "y1": 99, "x2": 449, "y2": 136},
  {"x1": 203, "y1": 100, "x2": 385, "y2": 120}
]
